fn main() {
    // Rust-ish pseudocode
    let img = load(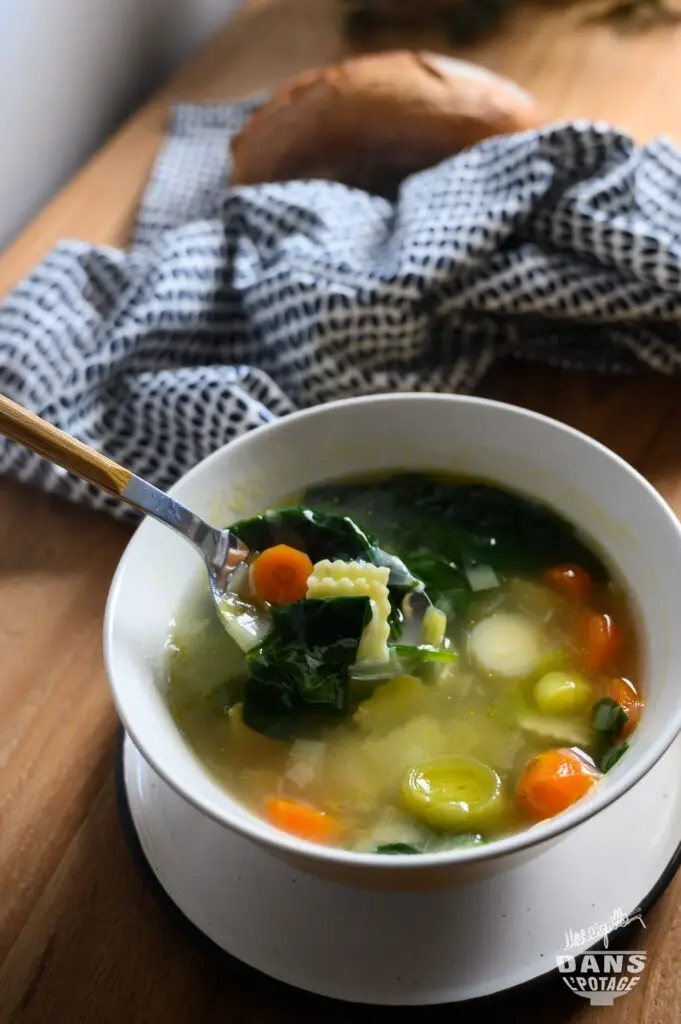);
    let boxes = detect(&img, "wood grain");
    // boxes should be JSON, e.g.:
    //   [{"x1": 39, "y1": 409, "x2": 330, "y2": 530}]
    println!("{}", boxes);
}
[
  {"x1": 0, "y1": 395, "x2": 131, "y2": 497},
  {"x1": 3, "y1": 2, "x2": 681, "y2": 1022}
]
